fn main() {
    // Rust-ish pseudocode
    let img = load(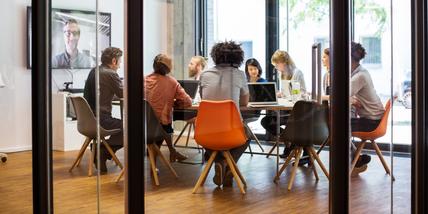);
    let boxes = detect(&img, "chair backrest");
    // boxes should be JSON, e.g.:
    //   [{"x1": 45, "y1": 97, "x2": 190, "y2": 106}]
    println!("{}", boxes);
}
[
  {"x1": 143, "y1": 100, "x2": 169, "y2": 143},
  {"x1": 69, "y1": 96, "x2": 98, "y2": 138},
  {"x1": 352, "y1": 99, "x2": 392, "y2": 140},
  {"x1": 280, "y1": 101, "x2": 329, "y2": 147},
  {"x1": 194, "y1": 100, "x2": 247, "y2": 150}
]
